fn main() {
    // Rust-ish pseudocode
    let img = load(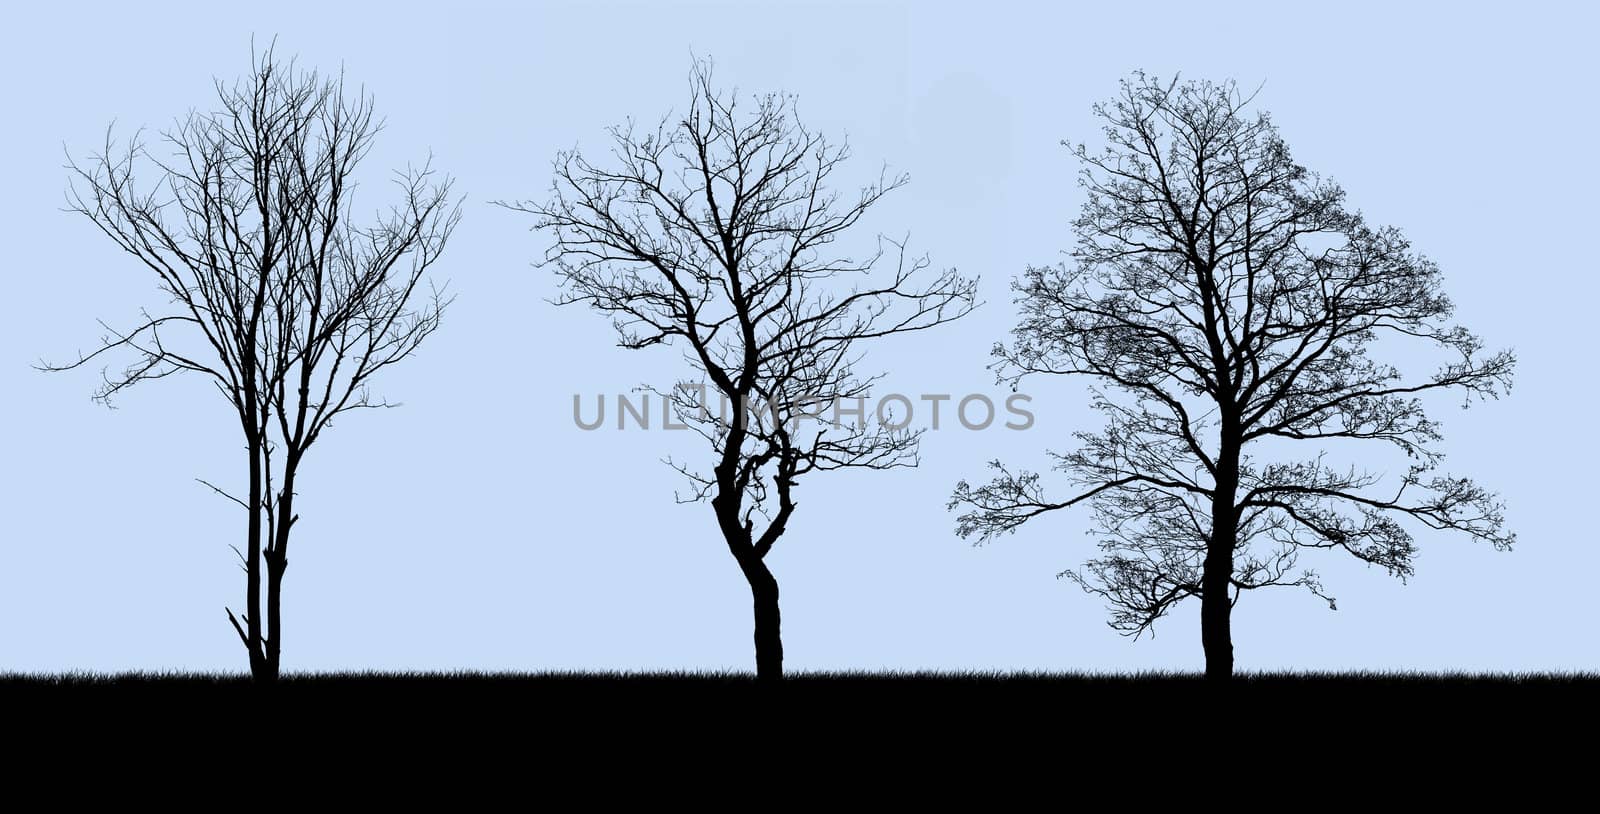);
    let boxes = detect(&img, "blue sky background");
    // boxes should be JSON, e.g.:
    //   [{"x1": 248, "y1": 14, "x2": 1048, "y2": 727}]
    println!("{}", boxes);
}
[{"x1": 2, "y1": 0, "x2": 1595, "y2": 673}]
